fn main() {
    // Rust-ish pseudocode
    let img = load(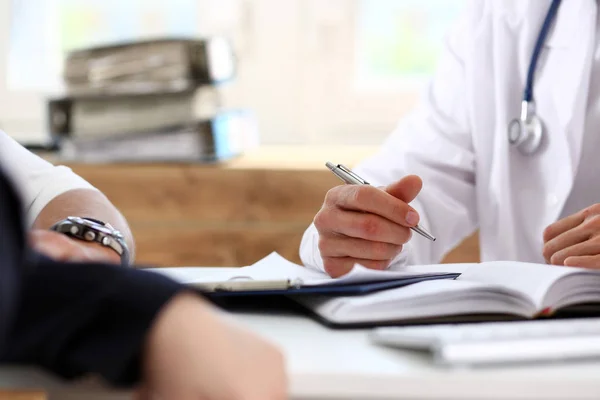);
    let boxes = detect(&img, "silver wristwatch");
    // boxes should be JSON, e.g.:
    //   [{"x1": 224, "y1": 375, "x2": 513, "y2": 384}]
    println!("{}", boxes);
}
[{"x1": 51, "y1": 216, "x2": 130, "y2": 266}]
